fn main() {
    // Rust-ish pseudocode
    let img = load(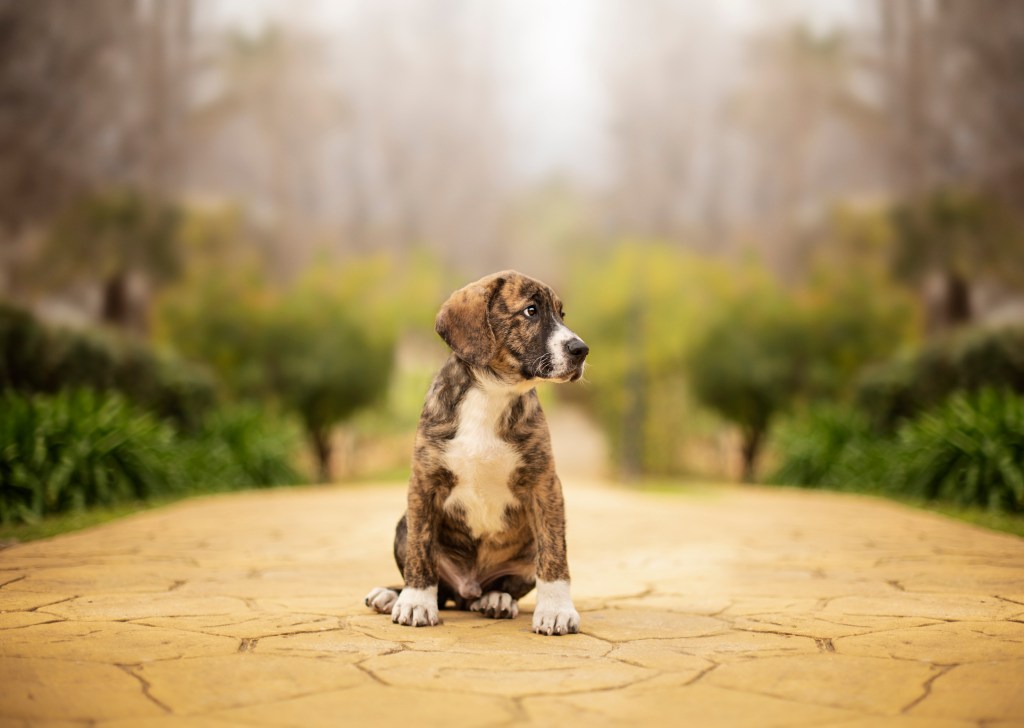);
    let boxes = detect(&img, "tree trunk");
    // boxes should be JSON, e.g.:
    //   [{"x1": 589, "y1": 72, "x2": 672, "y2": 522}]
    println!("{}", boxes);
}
[
  {"x1": 943, "y1": 269, "x2": 972, "y2": 328},
  {"x1": 311, "y1": 427, "x2": 333, "y2": 484},
  {"x1": 740, "y1": 427, "x2": 764, "y2": 483},
  {"x1": 620, "y1": 296, "x2": 645, "y2": 480},
  {"x1": 101, "y1": 271, "x2": 130, "y2": 328}
]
